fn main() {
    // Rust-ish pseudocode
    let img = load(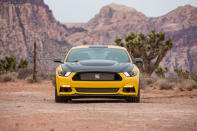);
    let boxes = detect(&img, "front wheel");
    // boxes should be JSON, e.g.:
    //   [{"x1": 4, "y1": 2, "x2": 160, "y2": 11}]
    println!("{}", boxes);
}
[
  {"x1": 55, "y1": 87, "x2": 65, "y2": 103},
  {"x1": 126, "y1": 85, "x2": 140, "y2": 103},
  {"x1": 55, "y1": 88, "x2": 72, "y2": 103}
]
